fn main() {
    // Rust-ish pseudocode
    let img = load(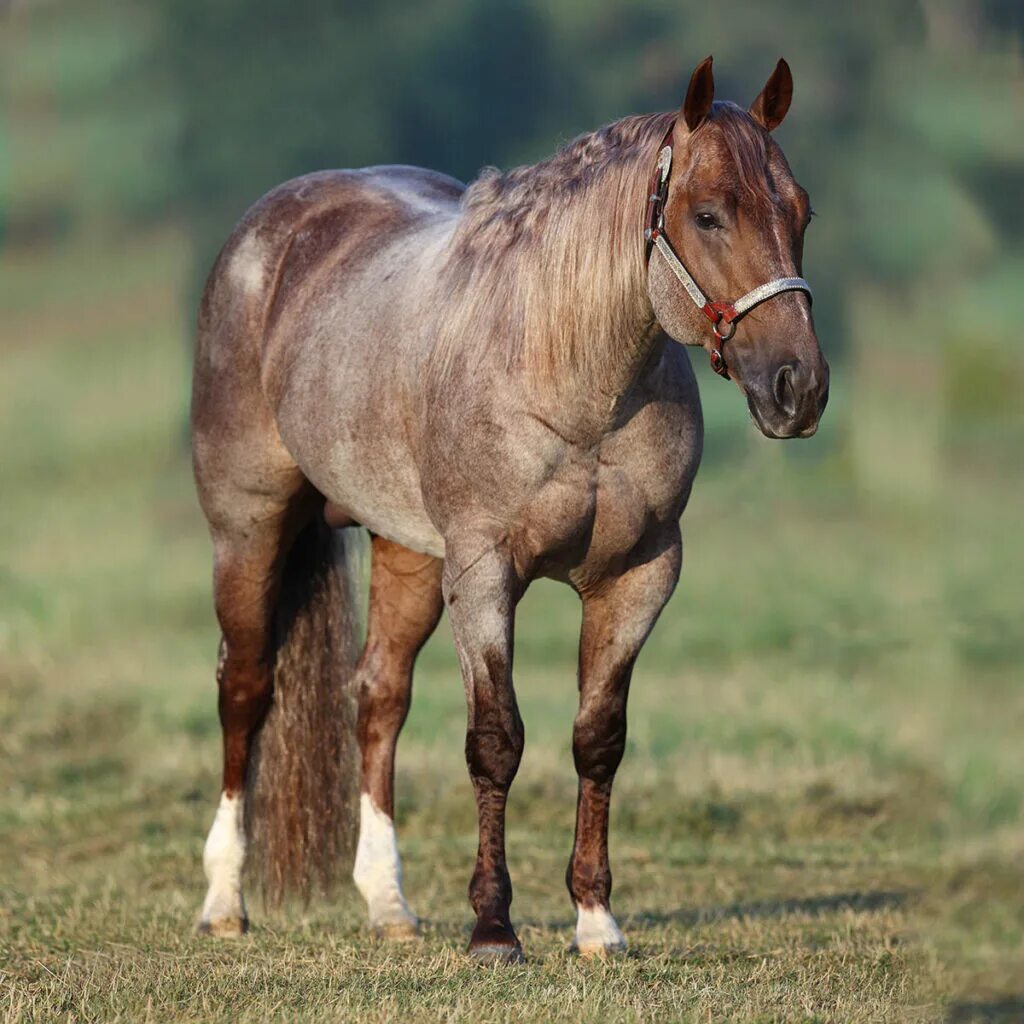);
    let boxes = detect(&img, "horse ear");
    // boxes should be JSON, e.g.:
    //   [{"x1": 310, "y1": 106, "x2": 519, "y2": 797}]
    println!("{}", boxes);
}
[
  {"x1": 749, "y1": 58, "x2": 793, "y2": 132},
  {"x1": 680, "y1": 55, "x2": 715, "y2": 132}
]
